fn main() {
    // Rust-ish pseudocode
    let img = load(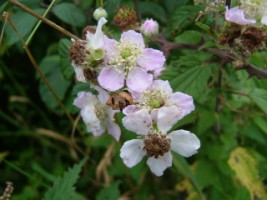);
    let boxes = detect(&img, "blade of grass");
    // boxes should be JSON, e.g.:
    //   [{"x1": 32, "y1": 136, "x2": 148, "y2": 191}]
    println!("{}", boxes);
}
[{"x1": 26, "y1": 0, "x2": 57, "y2": 45}]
